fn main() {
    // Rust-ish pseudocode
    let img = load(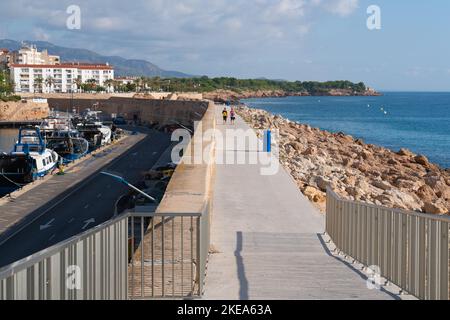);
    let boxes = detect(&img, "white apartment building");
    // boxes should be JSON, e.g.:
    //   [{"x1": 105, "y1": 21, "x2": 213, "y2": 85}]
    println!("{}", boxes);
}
[
  {"x1": 11, "y1": 44, "x2": 60, "y2": 65},
  {"x1": 115, "y1": 76, "x2": 137, "y2": 85},
  {"x1": 10, "y1": 63, "x2": 115, "y2": 93},
  {"x1": 0, "y1": 49, "x2": 11, "y2": 68}
]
